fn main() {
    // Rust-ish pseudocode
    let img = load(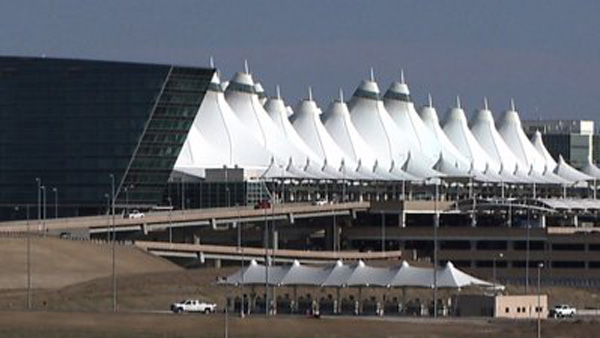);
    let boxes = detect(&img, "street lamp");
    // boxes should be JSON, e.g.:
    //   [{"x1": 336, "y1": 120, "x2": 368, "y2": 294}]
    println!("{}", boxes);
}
[
  {"x1": 109, "y1": 173, "x2": 117, "y2": 313},
  {"x1": 381, "y1": 210, "x2": 385, "y2": 253},
  {"x1": 52, "y1": 187, "x2": 58, "y2": 219},
  {"x1": 25, "y1": 203, "x2": 31, "y2": 311},
  {"x1": 237, "y1": 203, "x2": 245, "y2": 318},
  {"x1": 168, "y1": 197, "x2": 173, "y2": 244},
  {"x1": 40, "y1": 186, "x2": 46, "y2": 235},
  {"x1": 537, "y1": 262, "x2": 544, "y2": 338}
]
